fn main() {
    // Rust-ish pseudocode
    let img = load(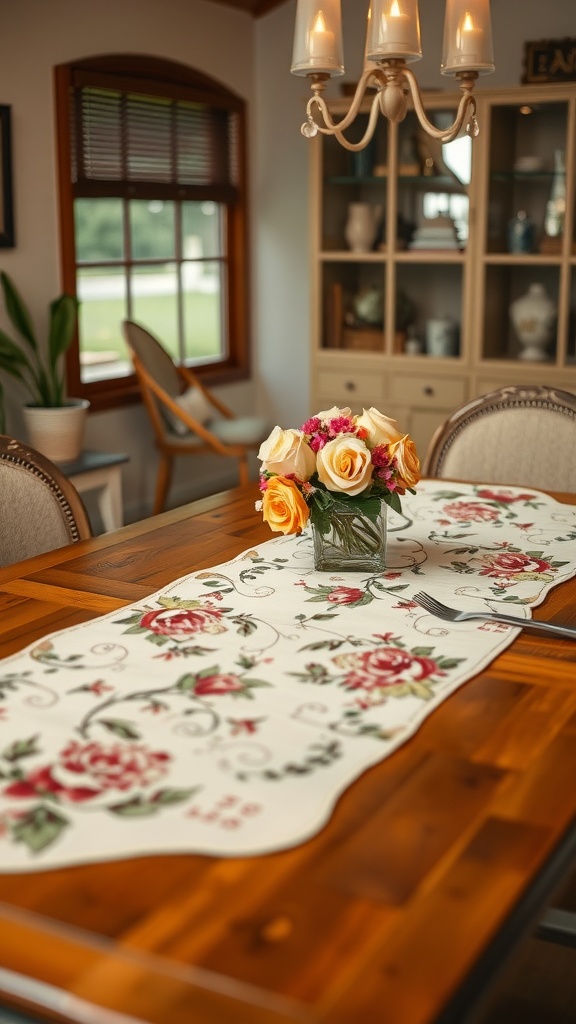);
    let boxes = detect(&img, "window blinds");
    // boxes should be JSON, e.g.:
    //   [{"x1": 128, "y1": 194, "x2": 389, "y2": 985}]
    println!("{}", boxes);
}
[{"x1": 70, "y1": 84, "x2": 239, "y2": 202}]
